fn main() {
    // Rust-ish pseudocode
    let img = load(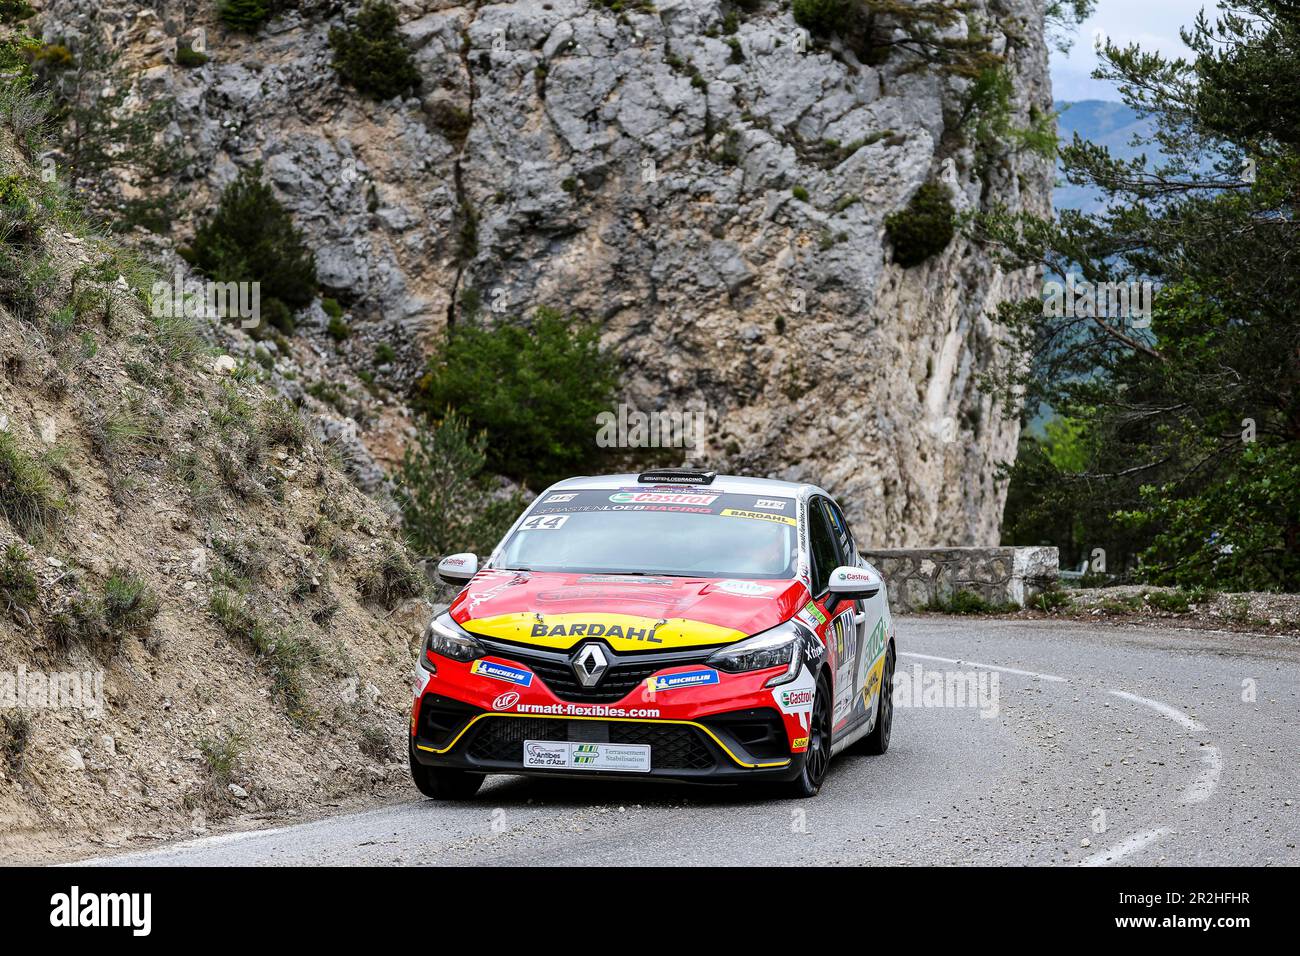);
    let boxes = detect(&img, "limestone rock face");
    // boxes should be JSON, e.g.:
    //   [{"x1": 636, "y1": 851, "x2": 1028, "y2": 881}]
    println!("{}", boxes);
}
[{"x1": 36, "y1": 0, "x2": 1052, "y2": 546}]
